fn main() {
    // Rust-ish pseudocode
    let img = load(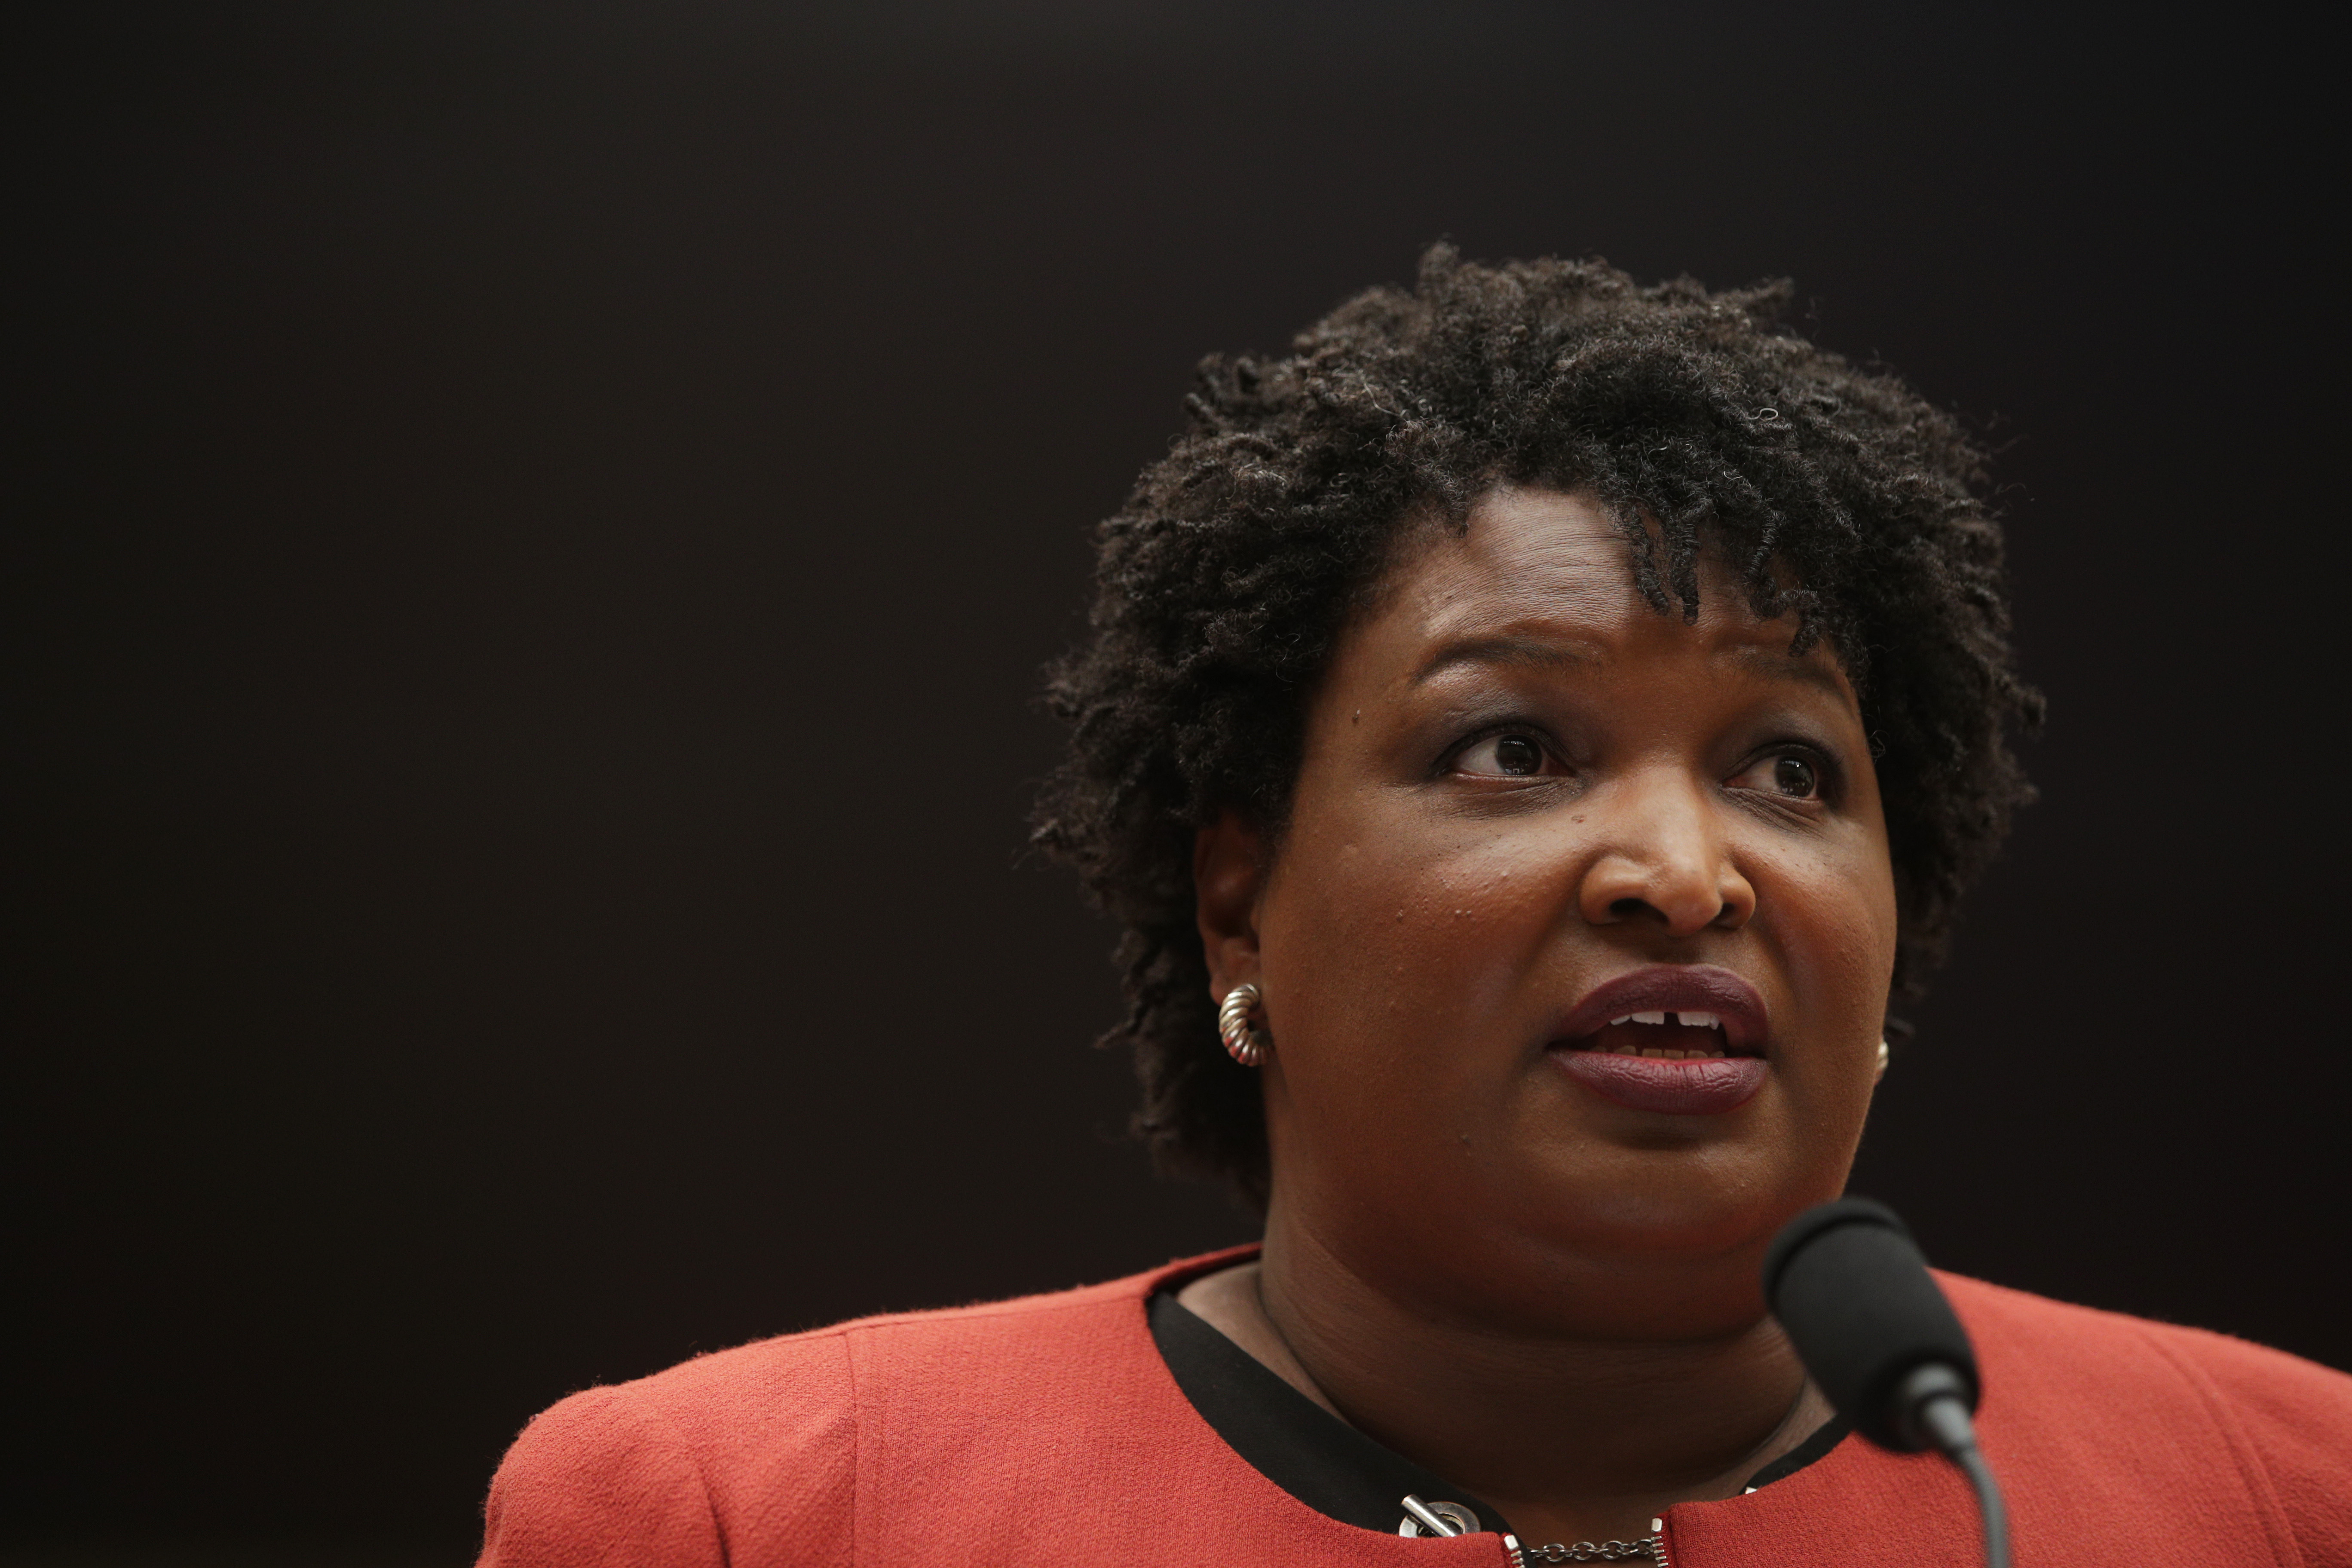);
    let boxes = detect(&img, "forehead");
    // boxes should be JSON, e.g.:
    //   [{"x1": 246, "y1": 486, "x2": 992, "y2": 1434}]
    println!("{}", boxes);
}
[{"x1": 1355, "y1": 486, "x2": 1852, "y2": 698}]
